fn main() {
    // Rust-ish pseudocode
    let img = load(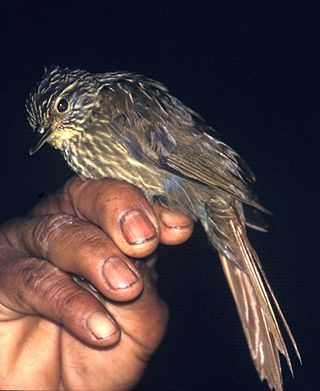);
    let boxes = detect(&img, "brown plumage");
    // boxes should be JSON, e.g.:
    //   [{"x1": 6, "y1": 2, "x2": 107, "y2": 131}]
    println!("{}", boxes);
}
[{"x1": 26, "y1": 66, "x2": 301, "y2": 390}]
